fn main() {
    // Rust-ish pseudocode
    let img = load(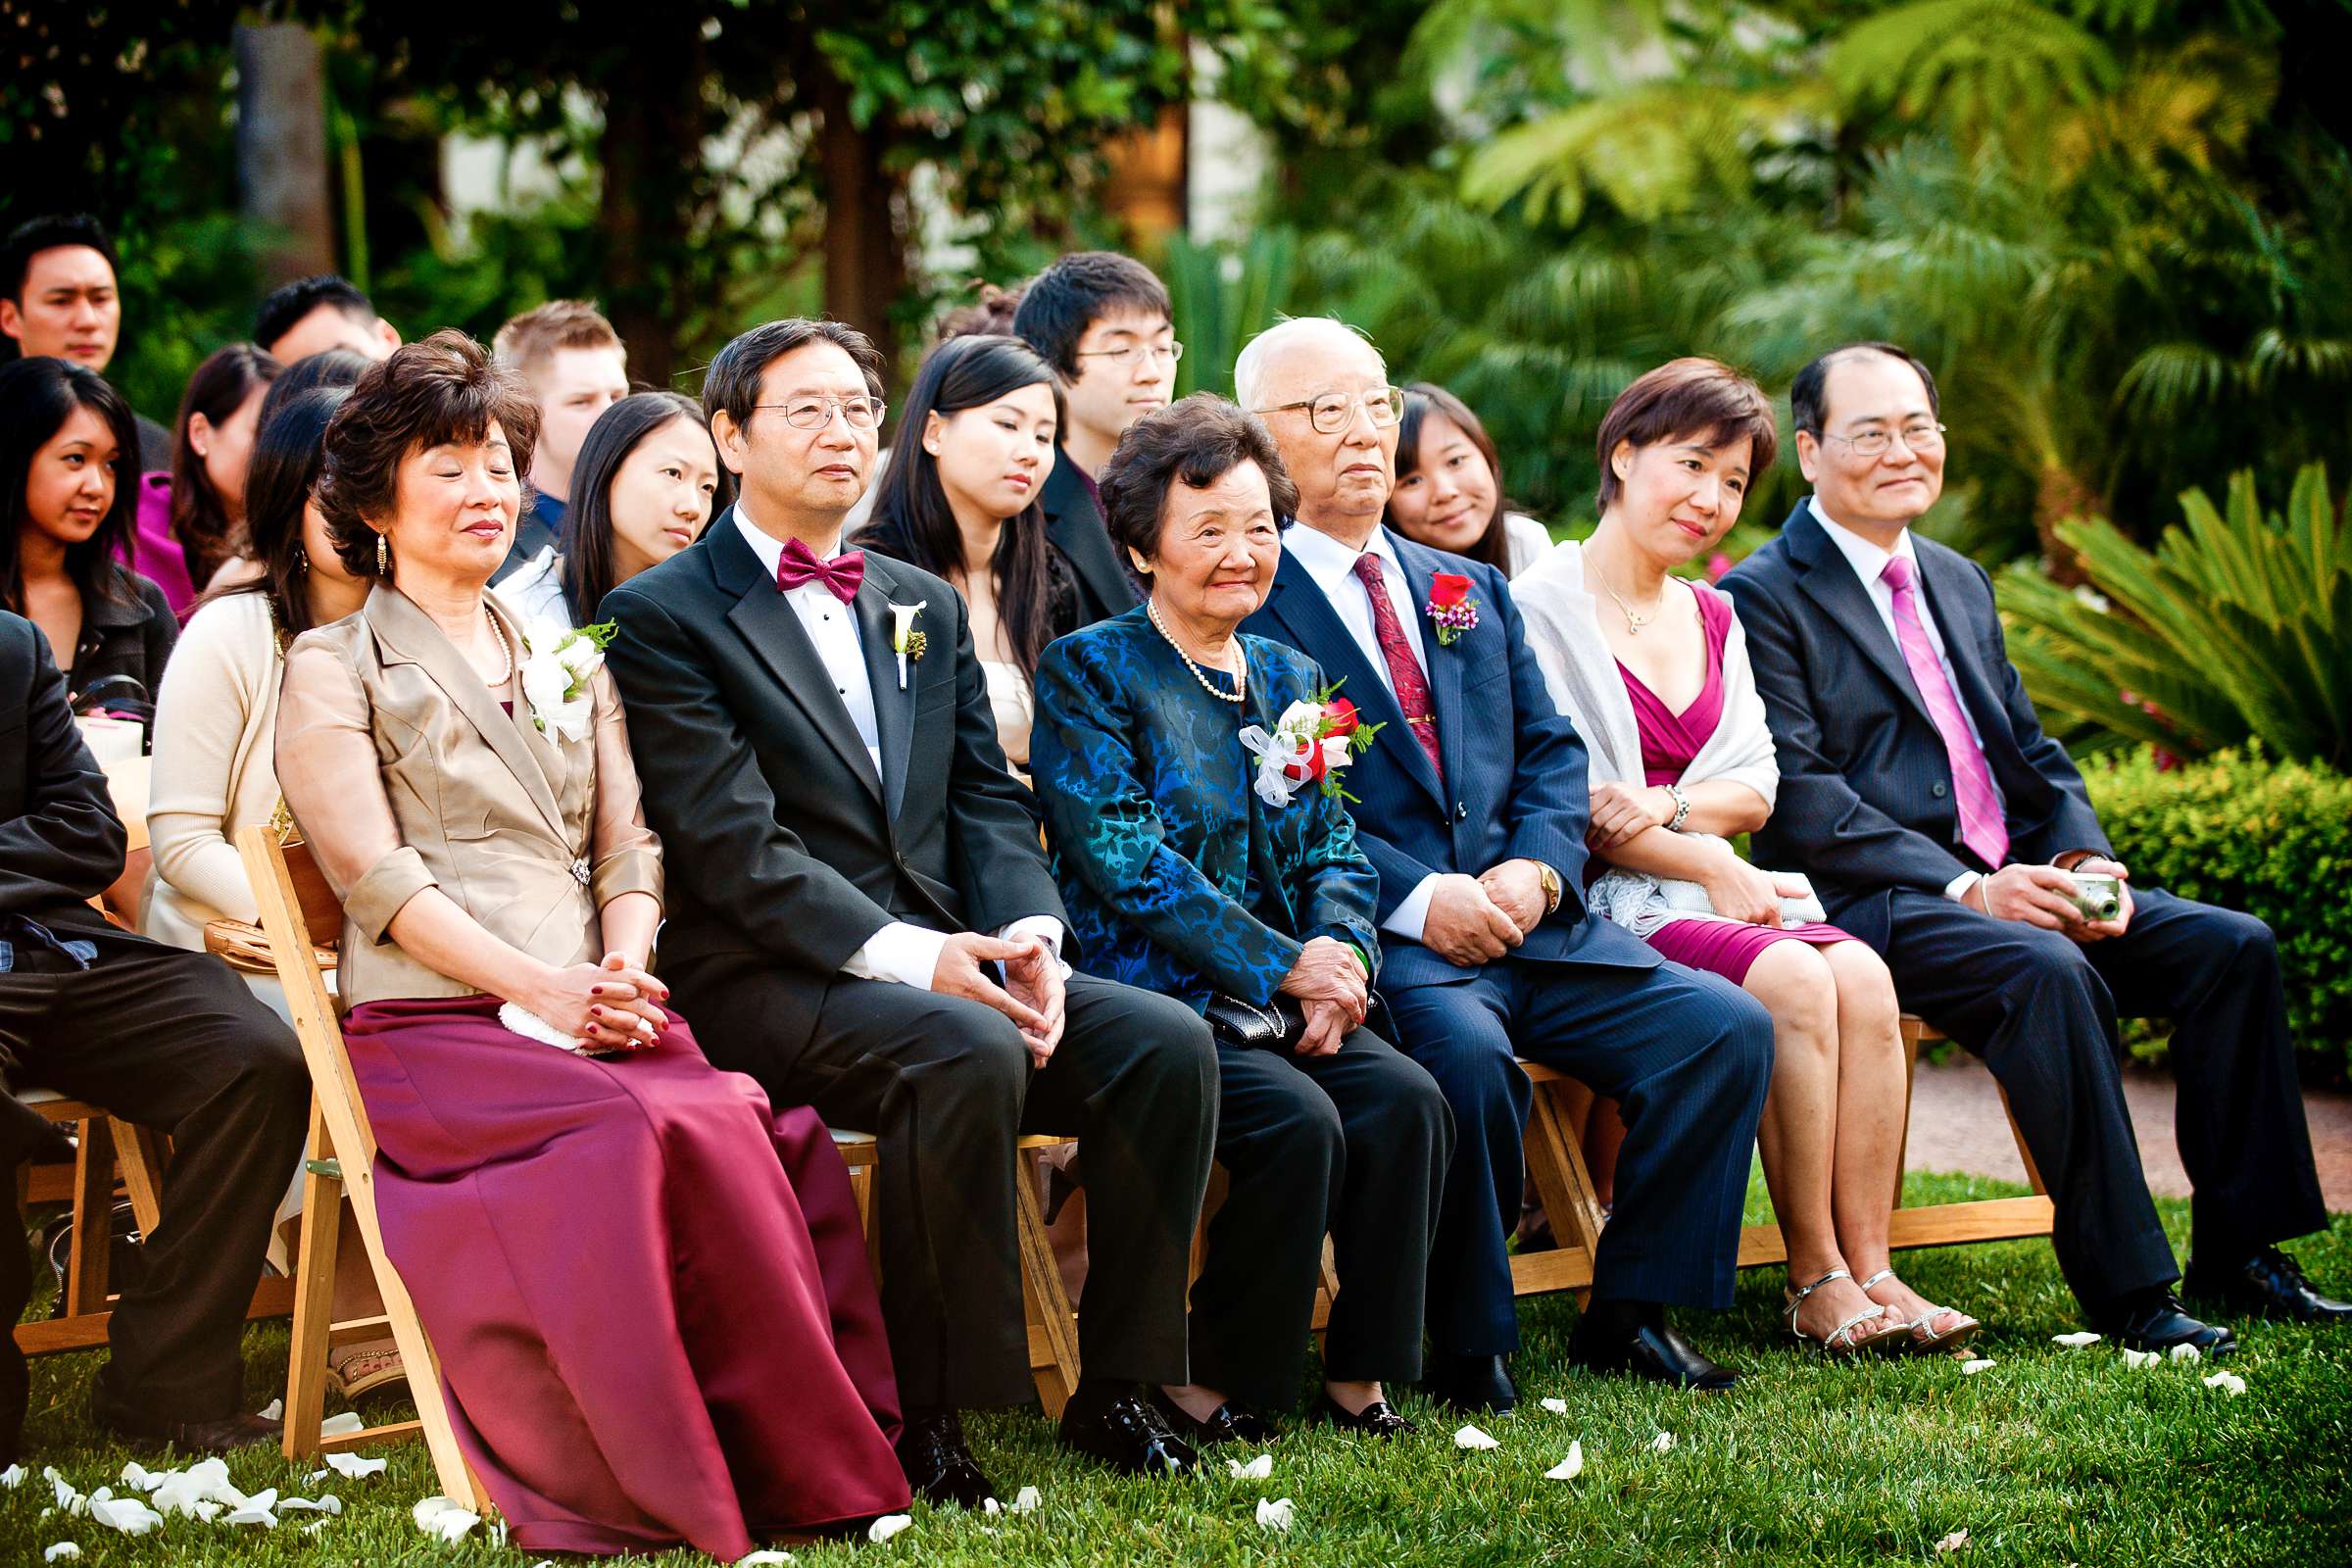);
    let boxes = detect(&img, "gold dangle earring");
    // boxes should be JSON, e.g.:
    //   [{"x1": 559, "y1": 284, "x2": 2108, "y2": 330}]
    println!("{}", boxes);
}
[{"x1": 376, "y1": 532, "x2": 390, "y2": 574}]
